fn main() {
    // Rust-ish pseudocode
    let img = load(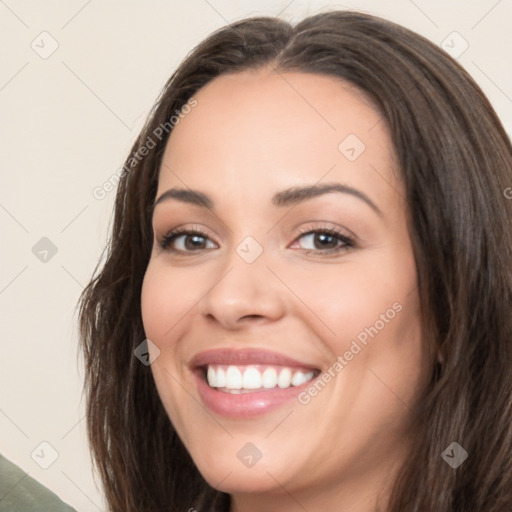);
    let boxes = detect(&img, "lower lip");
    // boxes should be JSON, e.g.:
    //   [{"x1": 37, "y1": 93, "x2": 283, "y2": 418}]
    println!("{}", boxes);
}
[{"x1": 193, "y1": 370, "x2": 317, "y2": 418}]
